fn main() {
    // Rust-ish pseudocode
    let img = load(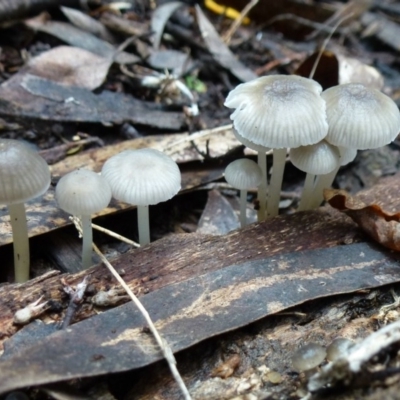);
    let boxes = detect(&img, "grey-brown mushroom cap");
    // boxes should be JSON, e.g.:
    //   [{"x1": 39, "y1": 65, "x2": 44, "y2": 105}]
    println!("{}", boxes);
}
[
  {"x1": 224, "y1": 159, "x2": 263, "y2": 190},
  {"x1": 289, "y1": 140, "x2": 340, "y2": 175},
  {"x1": 323, "y1": 83, "x2": 400, "y2": 149},
  {"x1": 0, "y1": 139, "x2": 50, "y2": 204},
  {"x1": 101, "y1": 148, "x2": 181, "y2": 206},
  {"x1": 292, "y1": 343, "x2": 327, "y2": 372},
  {"x1": 56, "y1": 169, "x2": 112, "y2": 215},
  {"x1": 224, "y1": 75, "x2": 328, "y2": 149}
]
